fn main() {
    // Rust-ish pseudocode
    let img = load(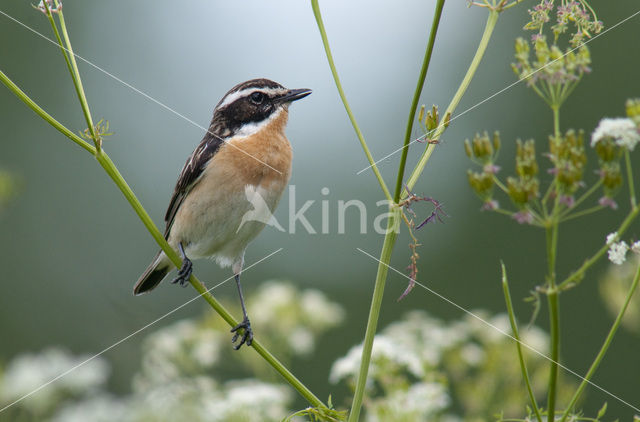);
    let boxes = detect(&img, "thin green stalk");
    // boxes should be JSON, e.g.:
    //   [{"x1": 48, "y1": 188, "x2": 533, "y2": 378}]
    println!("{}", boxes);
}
[
  {"x1": 310, "y1": 0, "x2": 392, "y2": 202},
  {"x1": 502, "y1": 263, "x2": 543, "y2": 422},
  {"x1": 405, "y1": 10, "x2": 500, "y2": 196},
  {"x1": 559, "y1": 263, "x2": 640, "y2": 422},
  {"x1": 558, "y1": 204, "x2": 640, "y2": 290},
  {"x1": 0, "y1": 67, "x2": 325, "y2": 411},
  {"x1": 552, "y1": 105, "x2": 560, "y2": 137},
  {"x1": 394, "y1": 0, "x2": 446, "y2": 202},
  {"x1": 545, "y1": 222, "x2": 560, "y2": 422},
  {"x1": 625, "y1": 150, "x2": 636, "y2": 208},
  {"x1": 546, "y1": 290, "x2": 560, "y2": 421},
  {"x1": 560, "y1": 205, "x2": 604, "y2": 222},
  {"x1": 348, "y1": 212, "x2": 399, "y2": 422},
  {"x1": 0, "y1": 70, "x2": 95, "y2": 154},
  {"x1": 51, "y1": 0, "x2": 99, "y2": 147}
]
